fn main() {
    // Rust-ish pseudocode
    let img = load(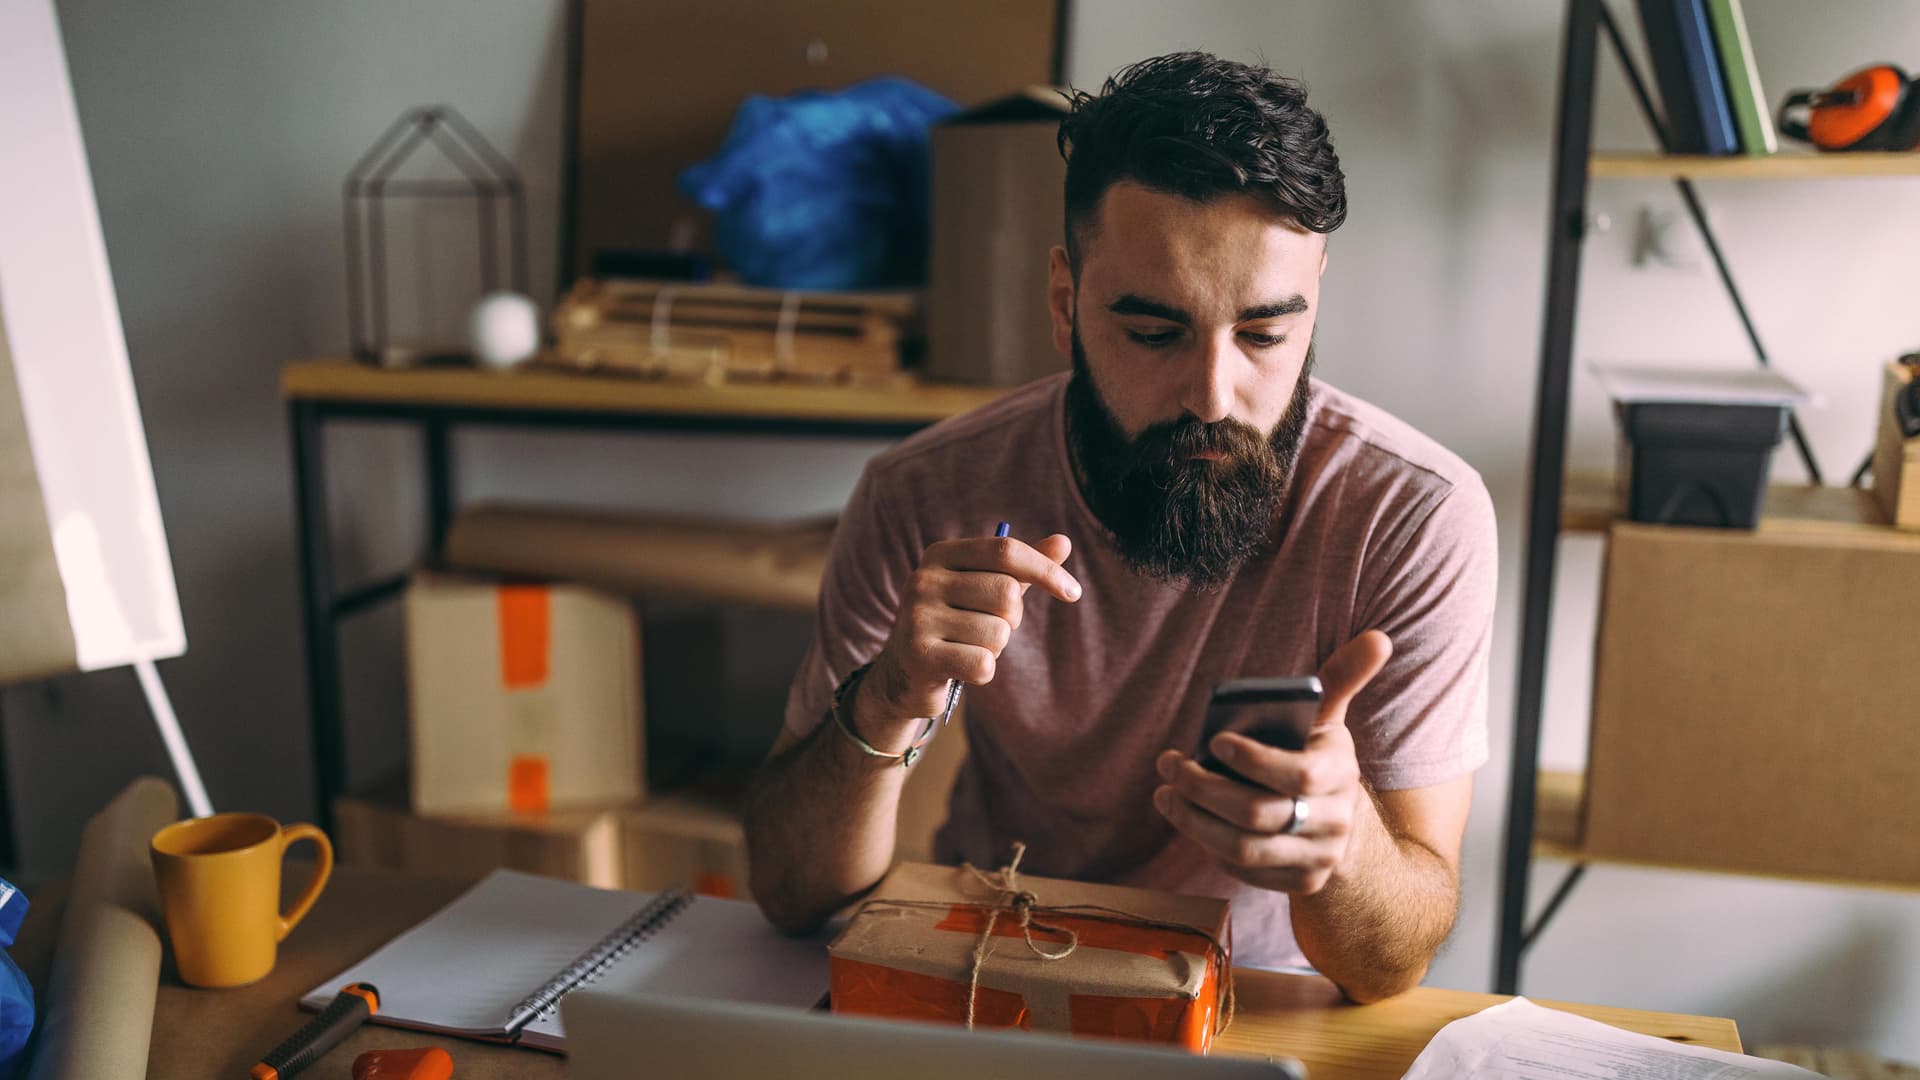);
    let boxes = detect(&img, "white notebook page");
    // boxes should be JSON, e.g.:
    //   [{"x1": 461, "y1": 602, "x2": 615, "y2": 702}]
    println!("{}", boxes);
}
[{"x1": 301, "y1": 870, "x2": 829, "y2": 1050}]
